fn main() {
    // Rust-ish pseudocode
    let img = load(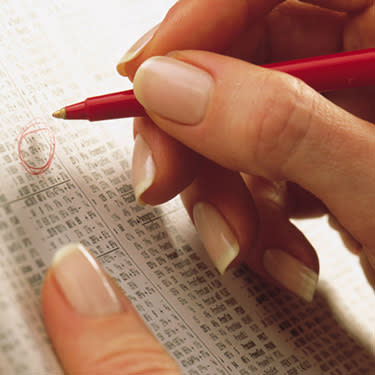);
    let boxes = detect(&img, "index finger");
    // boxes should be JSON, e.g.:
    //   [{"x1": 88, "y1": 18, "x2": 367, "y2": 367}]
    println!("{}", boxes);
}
[
  {"x1": 300, "y1": 0, "x2": 373, "y2": 12},
  {"x1": 118, "y1": 0, "x2": 373, "y2": 78},
  {"x1": 119, "y1": 0, "x2": 282, "y2": 78}
]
